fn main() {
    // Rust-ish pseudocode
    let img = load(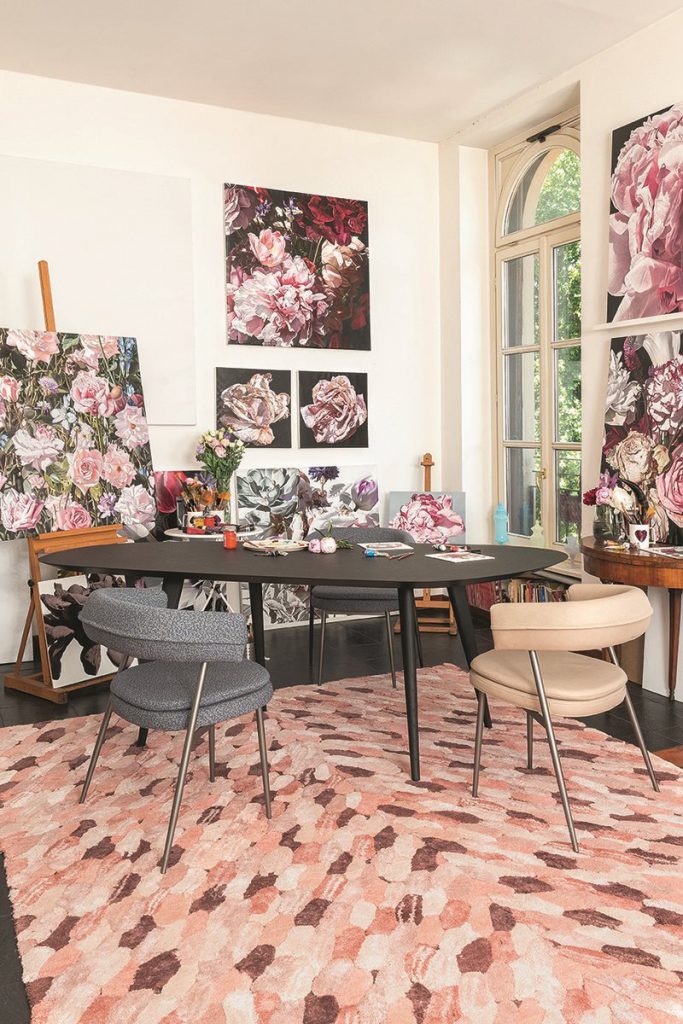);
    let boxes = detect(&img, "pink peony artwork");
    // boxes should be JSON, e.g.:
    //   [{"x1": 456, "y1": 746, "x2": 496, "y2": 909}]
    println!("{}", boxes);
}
[
  {"x1": 225, "y1": 183, "x2": 370, "y2": 350},
  {"x1": 388, "y1": 490, "x2": 466, "y2": 545},
  {"x1": 0, "y1": 329, "x2": 155, "y2": 539},
  {"x1": 216, "y1": 367, "x2": 291, "y2": 447},
  {"x1": 298, "y1": 371, "x2": 368, "y2": 448},
  {"x1": 608, "y1": 103, "x2": 683, "y2": 322}
]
